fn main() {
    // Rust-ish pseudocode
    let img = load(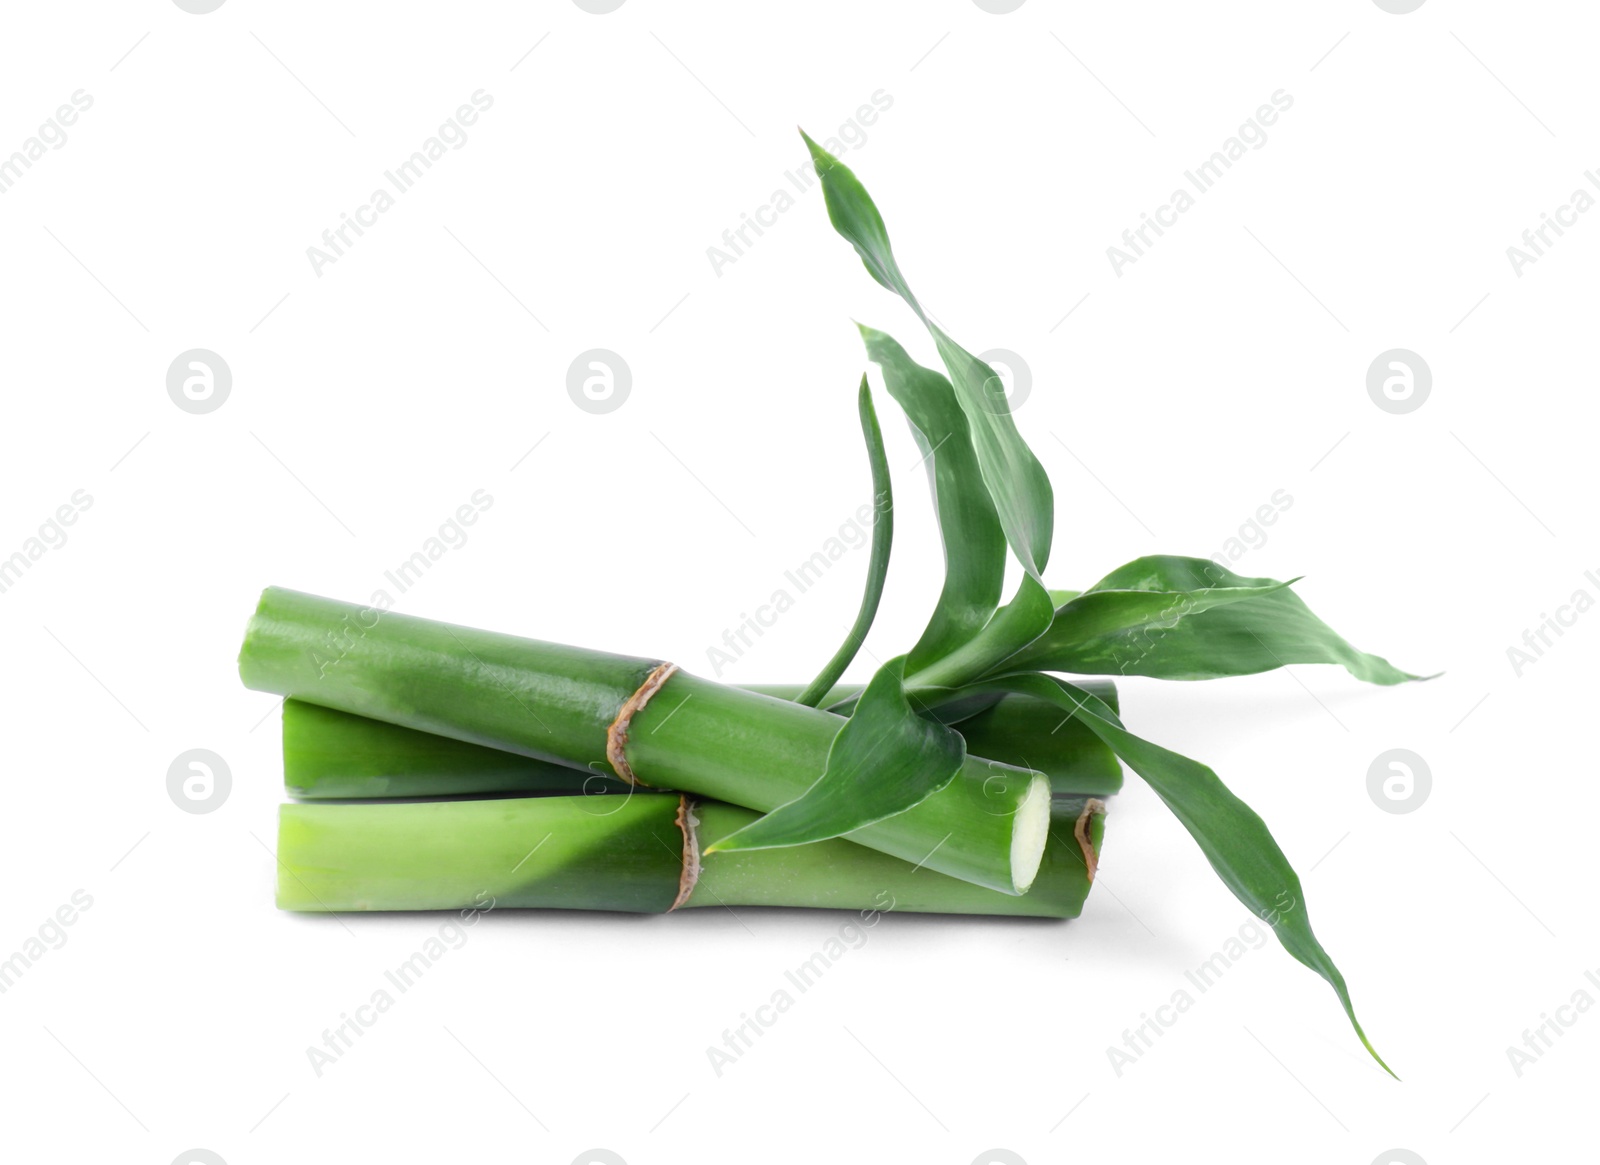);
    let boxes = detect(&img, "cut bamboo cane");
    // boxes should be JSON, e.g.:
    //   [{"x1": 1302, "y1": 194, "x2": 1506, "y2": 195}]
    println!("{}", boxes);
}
[
  {"x1": 282, "y1": 700, "x2": 628, "y2": 800},
  {"x1": 280, "y1": 687, "x2": 1123, "y2": 801},
  {"x1": 276, "y1": 792, "x2": 1105, "y2": 918},
  {"x1": 240, "y1": 587, "x2": 1055, "y2": 895}
]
